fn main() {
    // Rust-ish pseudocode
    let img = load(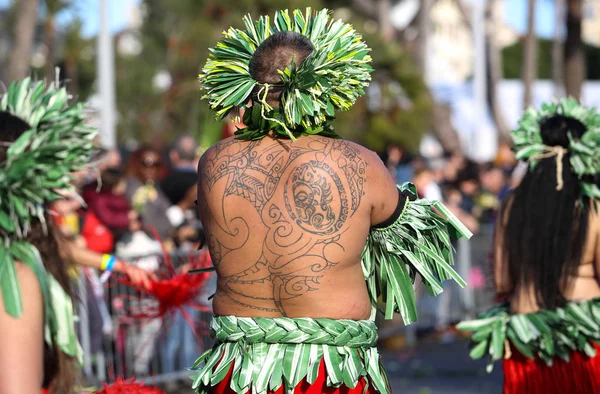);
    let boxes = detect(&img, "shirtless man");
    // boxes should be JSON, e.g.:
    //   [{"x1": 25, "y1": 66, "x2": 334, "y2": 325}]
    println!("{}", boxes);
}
[{"x1": 191, "y1": 10, "x2": 470, "y2": 394}]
